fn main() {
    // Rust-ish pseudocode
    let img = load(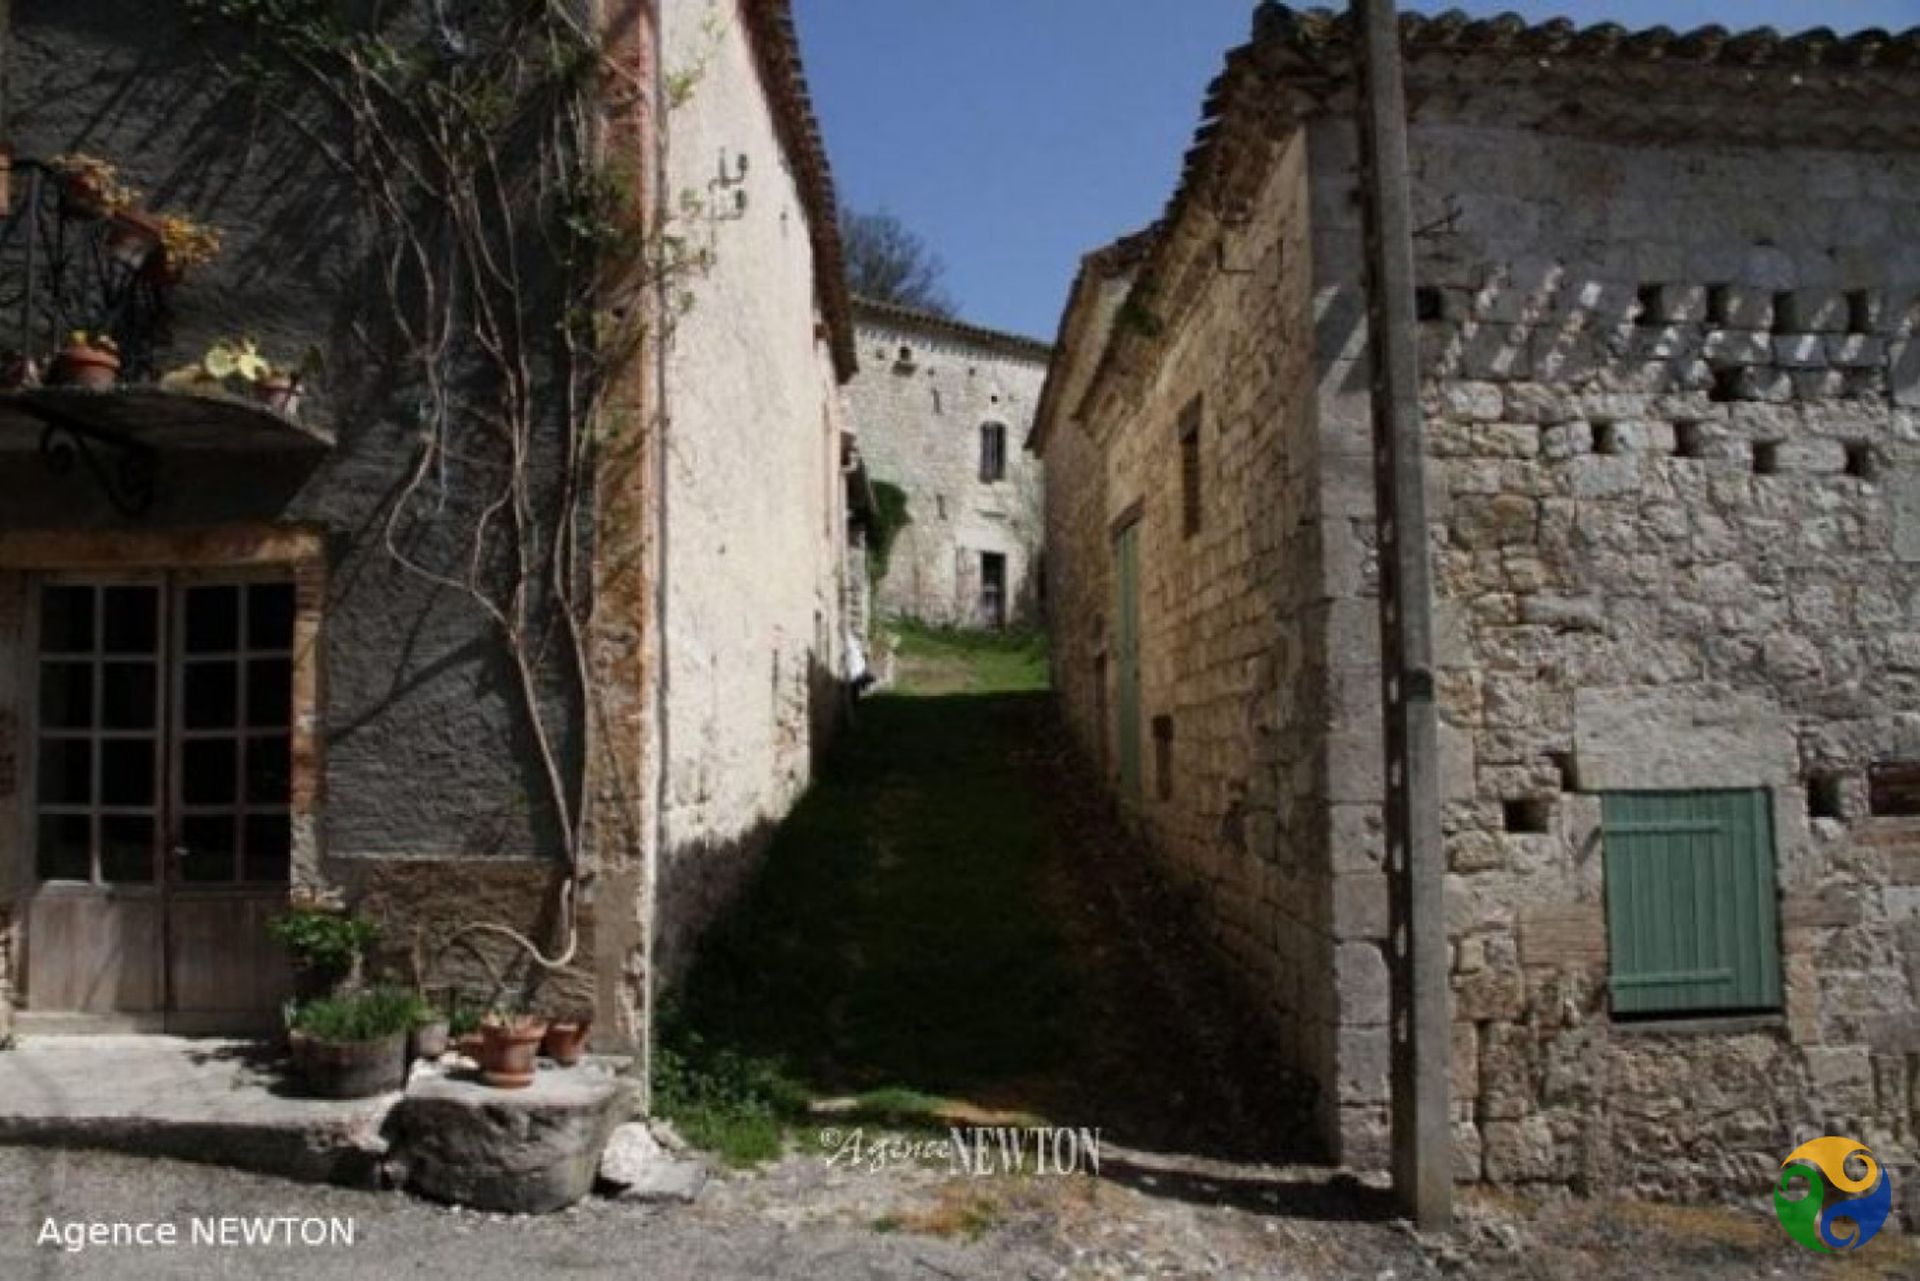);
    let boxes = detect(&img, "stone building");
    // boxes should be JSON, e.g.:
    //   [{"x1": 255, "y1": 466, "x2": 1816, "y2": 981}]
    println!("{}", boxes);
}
[
  {"x1": 845, "y1": 298, "x2": 1050, "y2": 628},
  {"x1": 0, "y1": 0, "x2": 861, "y2": 1078},
  {"x1": 1034, "y1": 4, "x2": 1920, "y2": 1210}
]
